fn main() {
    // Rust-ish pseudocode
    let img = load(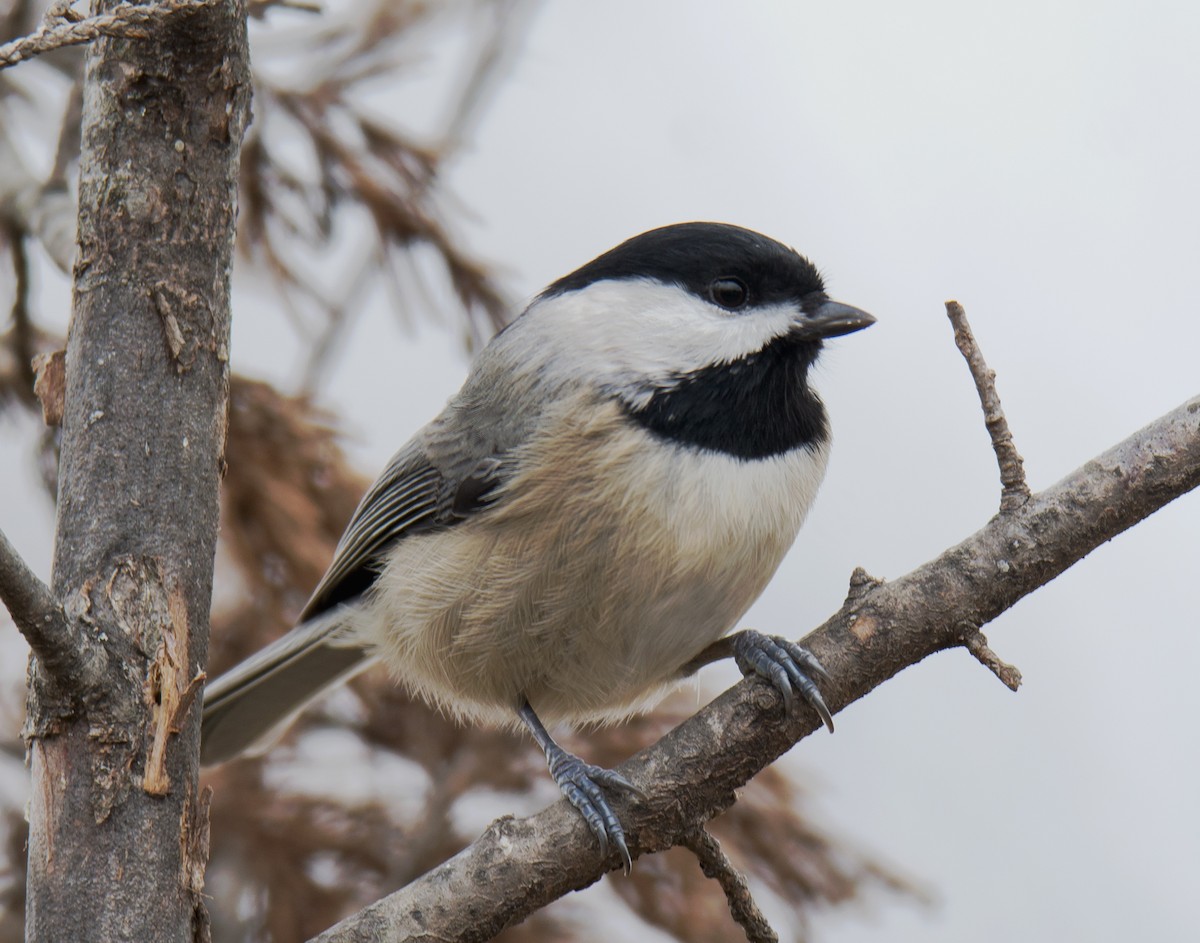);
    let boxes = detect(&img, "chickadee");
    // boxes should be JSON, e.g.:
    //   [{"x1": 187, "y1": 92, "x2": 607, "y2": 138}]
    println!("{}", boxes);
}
[{"x1": 202, "y1": 222, "x2": 874, "y2": 869}]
